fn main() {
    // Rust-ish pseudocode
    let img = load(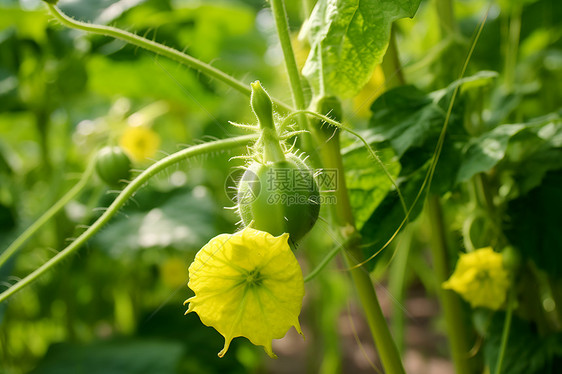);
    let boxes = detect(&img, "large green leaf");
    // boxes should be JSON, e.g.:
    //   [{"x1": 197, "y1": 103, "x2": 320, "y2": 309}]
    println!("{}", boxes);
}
[
  {"x1": 504, "y1": 170, "x2": 562, "y2": 278},
  {"x1": 342, "y1": 144, "x2": 400, "y2": 230},
  {"x1": 30, "y1": 339, "x2": 184, "y2": 374},
  {"x1": 302, "y1": 0, "x2": 421, "y2": 98},
  {"x1": 94, "y1": 186, "x2": 217, "y2": 257},
  {"x1": 368, "y1": 71, "x2": 497, "y2": 157}
]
